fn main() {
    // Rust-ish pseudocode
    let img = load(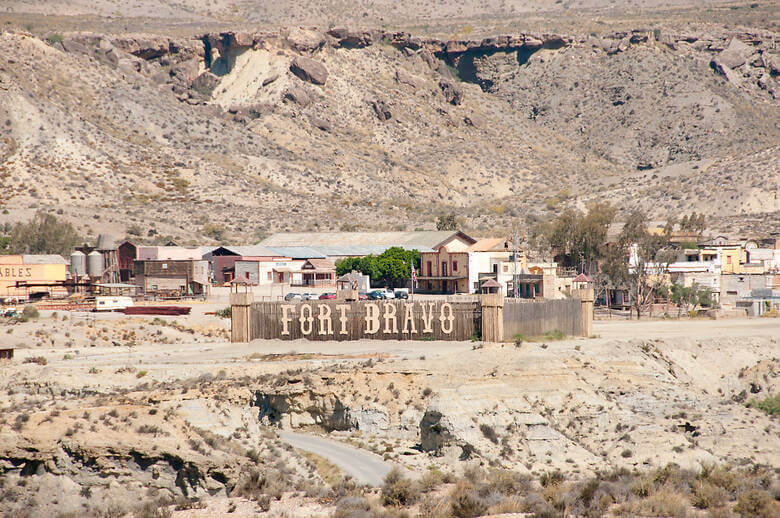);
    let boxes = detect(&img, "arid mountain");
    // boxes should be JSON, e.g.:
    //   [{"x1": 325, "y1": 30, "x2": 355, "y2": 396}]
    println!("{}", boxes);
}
[{"x1": 0, "y1": 2, "x2": 777, "y2": 243}]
